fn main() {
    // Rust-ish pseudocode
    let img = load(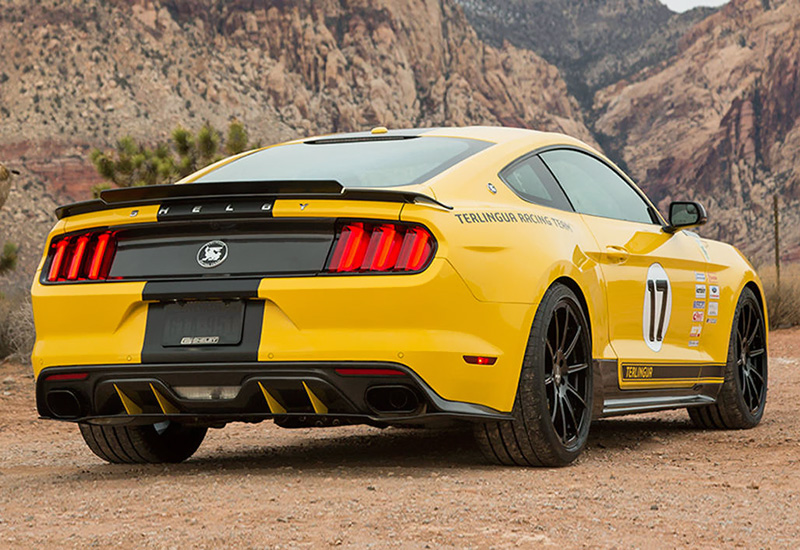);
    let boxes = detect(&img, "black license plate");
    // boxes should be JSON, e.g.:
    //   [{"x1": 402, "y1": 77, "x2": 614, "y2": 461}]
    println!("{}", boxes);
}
[{"x1": 162, "y1": 300, "x2": 245, "y2": 347}]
